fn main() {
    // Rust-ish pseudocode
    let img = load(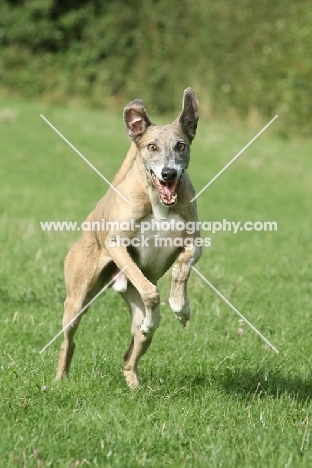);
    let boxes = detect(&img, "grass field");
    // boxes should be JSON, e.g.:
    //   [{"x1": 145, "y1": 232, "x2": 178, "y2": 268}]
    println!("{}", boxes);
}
[{"x1": 1, "y1": 95, "x2": 312, "y2": 467}]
